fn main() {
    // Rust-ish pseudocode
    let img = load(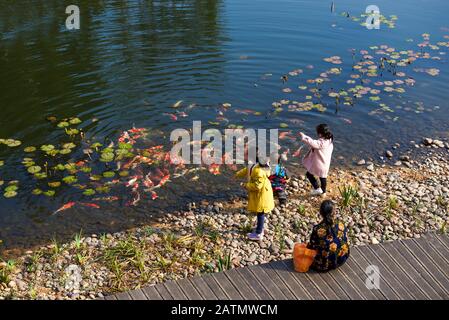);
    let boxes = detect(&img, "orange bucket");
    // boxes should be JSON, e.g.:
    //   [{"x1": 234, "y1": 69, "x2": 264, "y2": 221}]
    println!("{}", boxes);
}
[{"x1": 293, "y1": 243, "x2": 317, "y2": 273}]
